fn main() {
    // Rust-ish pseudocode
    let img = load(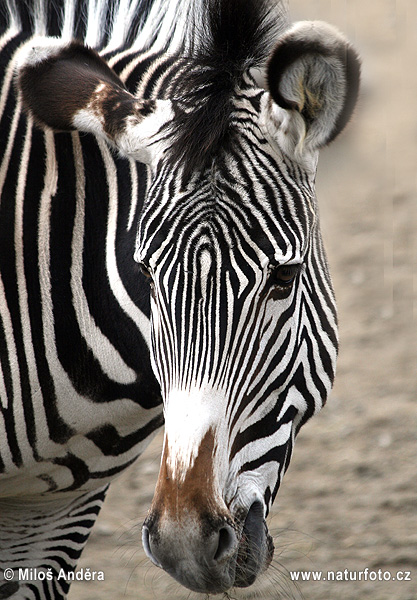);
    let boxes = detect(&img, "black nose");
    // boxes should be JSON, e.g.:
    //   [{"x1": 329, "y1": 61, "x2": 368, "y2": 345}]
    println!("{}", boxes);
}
[
  {"x1": 142, "y1": 524, "x2": 162, "y2": 568},
  {"x1": 141, "y1": 513, "x2": 238, "y2": 593},
  {"x1": 143, "y1": 516, "x2": 238, "y2": 565},
  {"x1": 213, "y1": 523, "x2": 237, "y2": 561}
]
